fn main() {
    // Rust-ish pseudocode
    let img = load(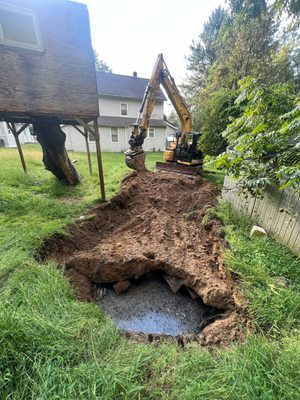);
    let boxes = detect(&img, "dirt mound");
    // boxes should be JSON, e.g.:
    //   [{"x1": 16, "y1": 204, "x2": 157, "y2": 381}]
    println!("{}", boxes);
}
[{"x1": 40, "y1": 171, "x2": 246, "y2": 346}]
